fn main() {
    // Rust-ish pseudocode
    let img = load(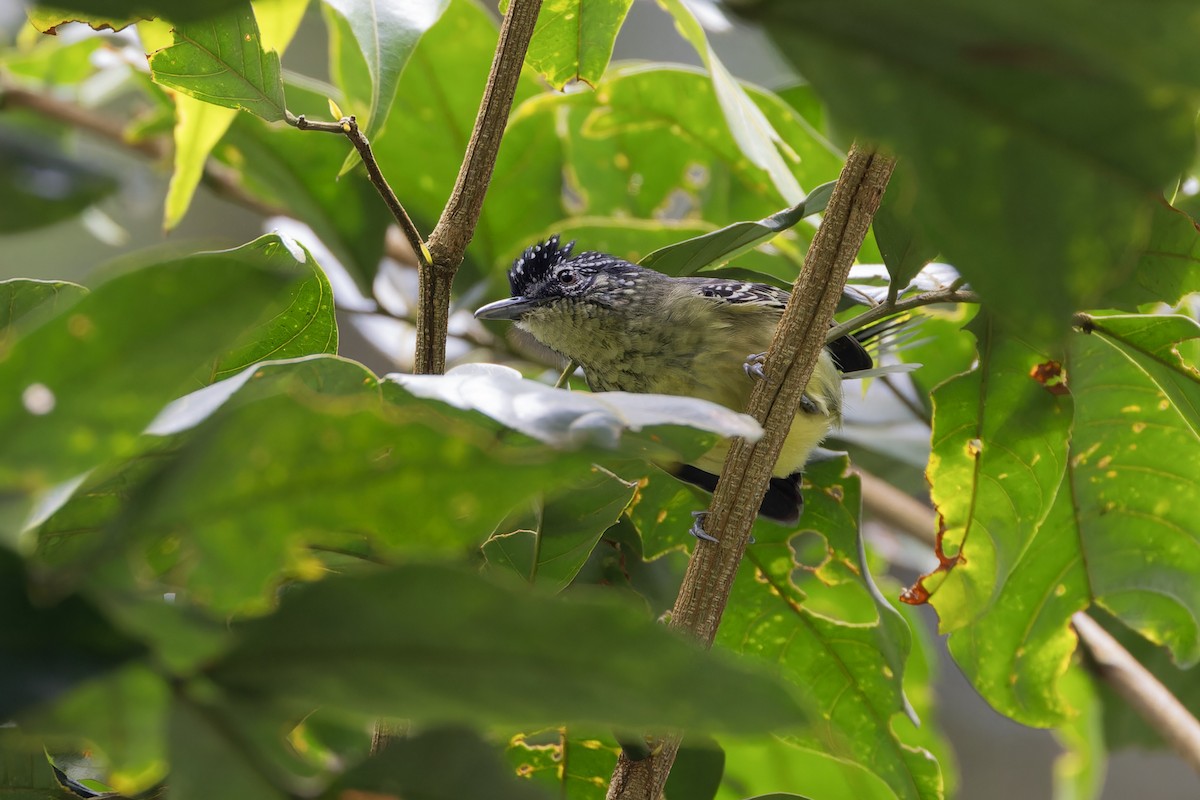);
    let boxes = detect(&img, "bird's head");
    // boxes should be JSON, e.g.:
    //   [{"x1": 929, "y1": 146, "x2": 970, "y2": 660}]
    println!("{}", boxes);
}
[{"x1": 474, "y1": 235, "x2": 645, "y2": 323}]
